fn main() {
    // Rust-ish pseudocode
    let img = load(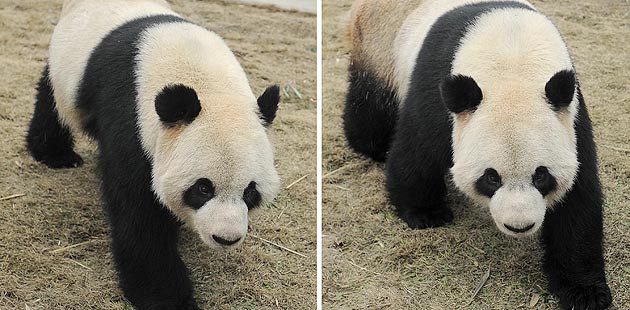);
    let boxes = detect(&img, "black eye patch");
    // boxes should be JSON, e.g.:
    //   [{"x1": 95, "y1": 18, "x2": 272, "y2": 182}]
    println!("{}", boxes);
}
[
  {"x1": 243, "y1": 181, "x2": 261, "y2": 210},
  {"x1": 183, "y1": 178, "x2": 215, "y2": 209},
  {"x1": 532, "y1": 166, "x2": 557, "y2": 196},
  {"x1": 475, "y1": 168, "x2": 502, "y2": 198}
]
